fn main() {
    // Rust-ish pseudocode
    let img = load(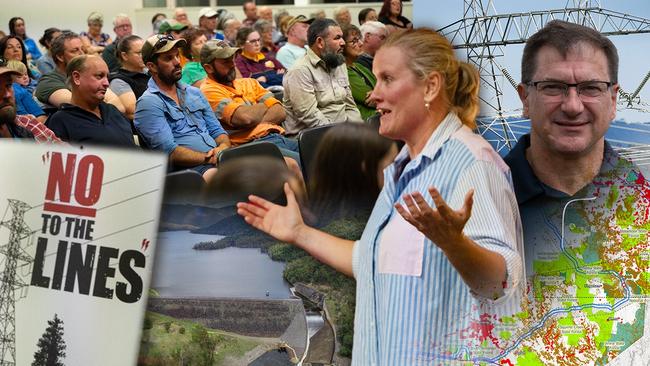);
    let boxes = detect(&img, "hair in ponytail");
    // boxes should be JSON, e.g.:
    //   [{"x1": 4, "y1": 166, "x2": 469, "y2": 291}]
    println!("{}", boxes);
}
[{"x1": 382, "y1": 28, "x2": 480, "y2": 128}]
